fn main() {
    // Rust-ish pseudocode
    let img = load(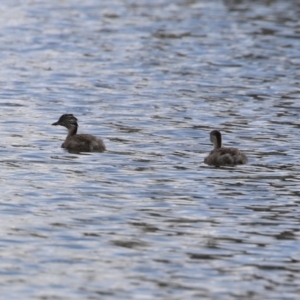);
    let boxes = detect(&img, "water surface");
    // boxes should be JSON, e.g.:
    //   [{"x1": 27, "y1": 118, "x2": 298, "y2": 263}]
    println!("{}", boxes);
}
[{"x1": 0, "y1": 0, "x2": 300, "y2": 299}]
